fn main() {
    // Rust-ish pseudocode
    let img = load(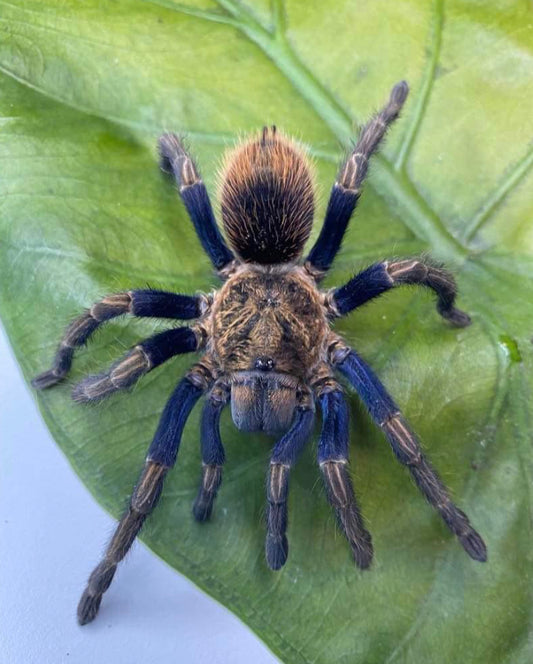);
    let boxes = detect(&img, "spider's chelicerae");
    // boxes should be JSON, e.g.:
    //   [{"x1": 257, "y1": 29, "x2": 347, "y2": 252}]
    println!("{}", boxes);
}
[{"x1": 33, "y1": 81, "x2": 487, "y2": 625}]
